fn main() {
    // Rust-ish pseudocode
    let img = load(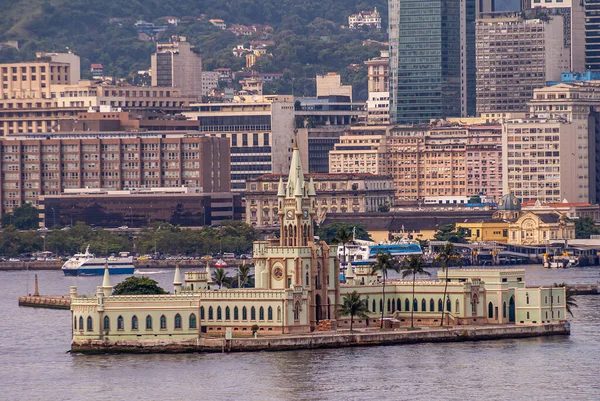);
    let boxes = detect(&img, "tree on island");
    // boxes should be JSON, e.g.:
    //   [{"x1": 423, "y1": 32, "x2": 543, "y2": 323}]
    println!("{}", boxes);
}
[
  {"x1": 212, "y1": 267, "x2": 230, "y2": 289},
  {"x1": 234, "y1": 262, "x2": 254, "y2": 288},
  {"x1": 401, "y1": 255, "x2": 430, "y2": 328},
  {"x1": 370, "y1": 251, "x2": 400, "y2": 329},
  {"x1": 436, "y1": 243, "x2": 461, "y2": 326},
  {"x1": 339, "y1": 290, "x2": 369, "y2": 332},
  {"x1": 335, "y1": 226, "x2": 353, "y2": 269},
  {"x1": 112, "y1": 276, "x2": 168, "y2": 295}
]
